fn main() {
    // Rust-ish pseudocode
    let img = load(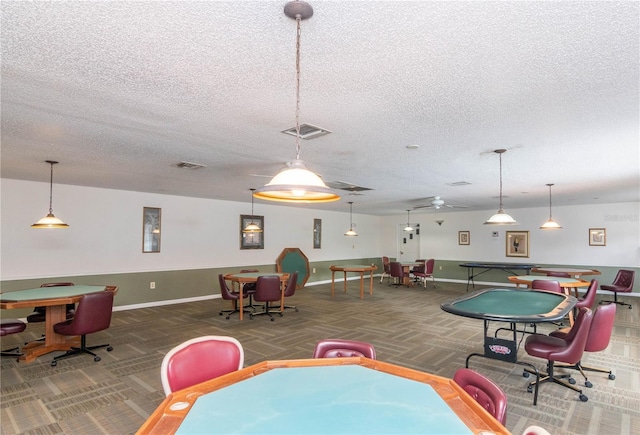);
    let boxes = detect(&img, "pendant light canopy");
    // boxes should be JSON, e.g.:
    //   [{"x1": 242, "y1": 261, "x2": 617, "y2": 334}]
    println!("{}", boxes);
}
[
  {"x1": 243, "y1": 188, "x2": 263, "y2": 233},
  {"x1": 484, "y1": 149, "x2": 518, "y2": 225},
  {"x1": 253, "y1": 1, "x2": 339, "y2": 204},
  {"x1": 403, "y1": 210, "x2": 414, "y2": 232},
  {"x1": 31, "y1": 160, "x2": 69, "y2": 228},
  {"x1": 540, "y1": 183, "x2": 562, "y2": 229},
  {"x1": 344, "y1": 201, "x2": 358, "y2": 236}
]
